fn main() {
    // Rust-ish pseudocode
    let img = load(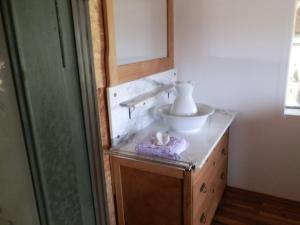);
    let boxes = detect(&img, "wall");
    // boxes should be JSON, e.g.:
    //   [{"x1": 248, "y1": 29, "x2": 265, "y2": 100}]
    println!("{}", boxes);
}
[{"x1": 175, "y1": 0, "x2": 300, "y2": 201}]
